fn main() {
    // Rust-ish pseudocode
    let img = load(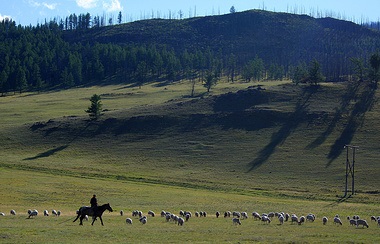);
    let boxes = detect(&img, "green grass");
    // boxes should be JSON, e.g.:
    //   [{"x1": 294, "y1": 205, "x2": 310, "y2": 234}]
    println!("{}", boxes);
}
[{"x1": 1, "y1": 78, "x2": 380, "y2": 242}]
